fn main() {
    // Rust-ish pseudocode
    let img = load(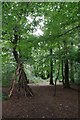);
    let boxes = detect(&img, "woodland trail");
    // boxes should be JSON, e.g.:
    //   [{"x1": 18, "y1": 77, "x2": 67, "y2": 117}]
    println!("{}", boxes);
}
[
  {"x1": 29, "y1": 81, "x2": 62, "y2": 86},
  {"x1": 2, "y1": 85, "x2": 79, "y2": 118}
]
